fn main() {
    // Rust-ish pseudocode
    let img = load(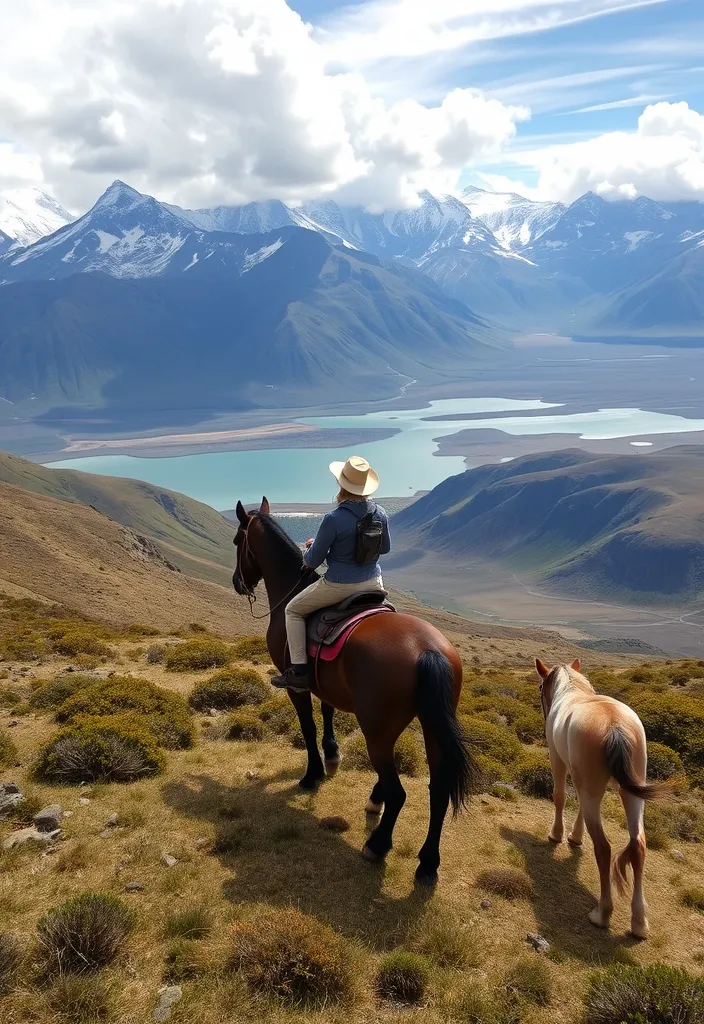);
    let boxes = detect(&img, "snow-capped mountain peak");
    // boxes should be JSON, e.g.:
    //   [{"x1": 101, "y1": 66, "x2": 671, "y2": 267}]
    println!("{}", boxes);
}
[
  {"x1": 0, "y1": 187, "x2": 73, "y2": 247},
  {"x1": 460, "y1": 186, "x2": 565, "y2": 250}
]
